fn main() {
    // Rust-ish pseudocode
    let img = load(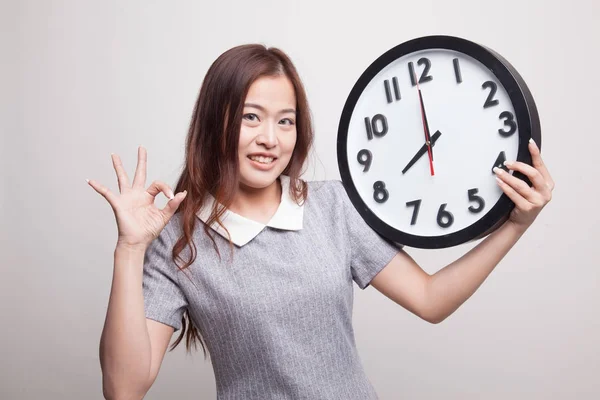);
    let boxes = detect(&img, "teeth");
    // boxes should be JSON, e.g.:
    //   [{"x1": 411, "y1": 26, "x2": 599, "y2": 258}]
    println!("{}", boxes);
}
[{"x1": 249, "y1": 155, "x2": 274, "y2": 164}]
